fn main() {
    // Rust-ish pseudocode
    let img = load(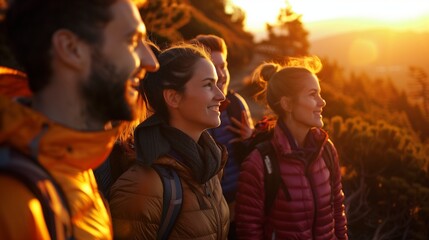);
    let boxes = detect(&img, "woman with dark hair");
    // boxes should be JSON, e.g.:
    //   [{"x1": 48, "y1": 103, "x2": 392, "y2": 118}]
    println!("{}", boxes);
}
[
  {"x1": 109, "y1": 43, "x2": 230, "y2": 239},
  {"x1": 235, "y1": 57, "x2": 348, "y2": 240}
]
